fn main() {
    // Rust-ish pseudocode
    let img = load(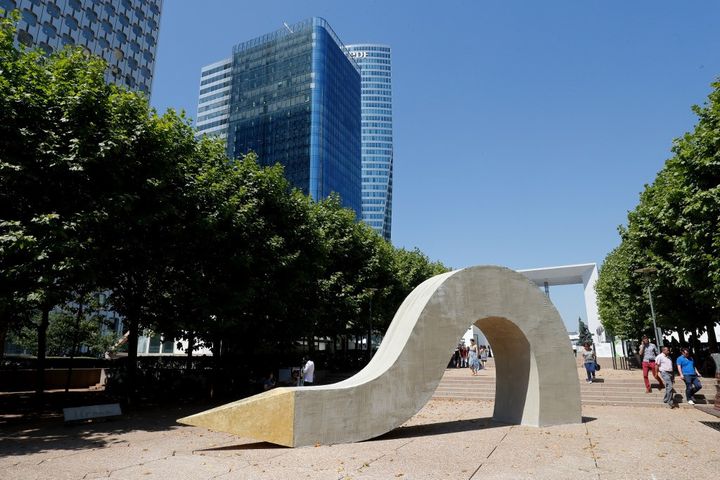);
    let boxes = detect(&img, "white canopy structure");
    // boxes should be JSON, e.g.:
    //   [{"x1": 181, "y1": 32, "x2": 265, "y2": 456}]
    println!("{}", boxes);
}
[{"x1": 518, "y1": 263, "x2": 602, "y2": 342}]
